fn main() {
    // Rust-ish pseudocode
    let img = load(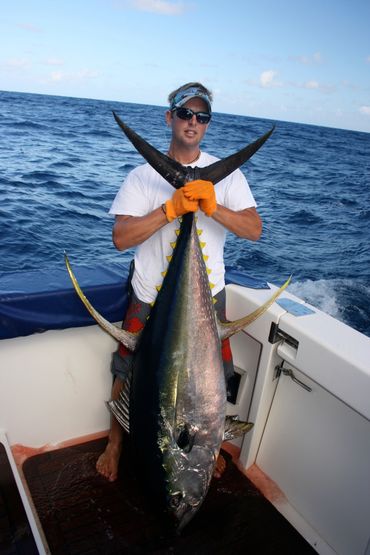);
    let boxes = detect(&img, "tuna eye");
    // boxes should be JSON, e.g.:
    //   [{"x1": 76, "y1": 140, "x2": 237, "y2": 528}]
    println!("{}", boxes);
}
[
  {"x1": 177, "y1": 428, "x2": 190, "y2": 449},
  {"x1": 169, "y1": 492, "x2": 183, "y2": 509},
  {"x1": 176, "y1": 423, "x2": 197, "y2": 453}
]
